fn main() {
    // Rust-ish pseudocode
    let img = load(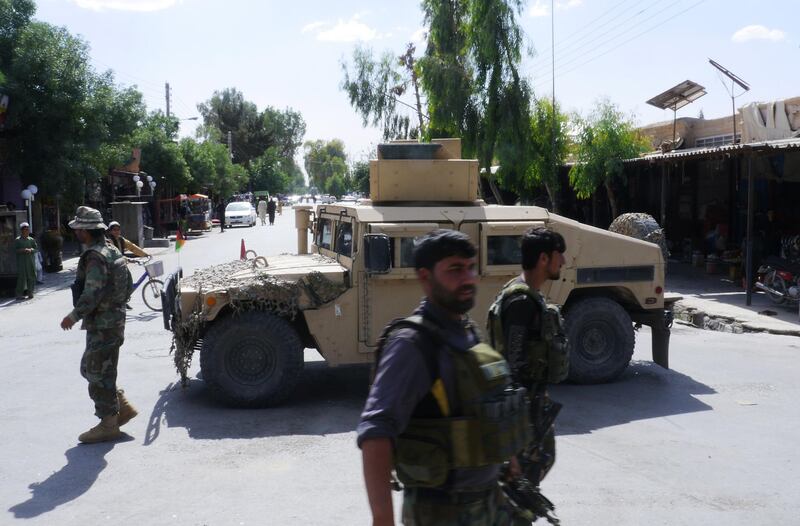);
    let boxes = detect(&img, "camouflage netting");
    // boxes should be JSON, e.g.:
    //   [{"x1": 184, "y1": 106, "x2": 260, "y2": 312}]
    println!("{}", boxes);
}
[
  {"x1": 608, "y1": 213, "x2": 670, "y2": 263},
  {"x1": 170, "y1": 257, "x2": 347, "y2": 385}
]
